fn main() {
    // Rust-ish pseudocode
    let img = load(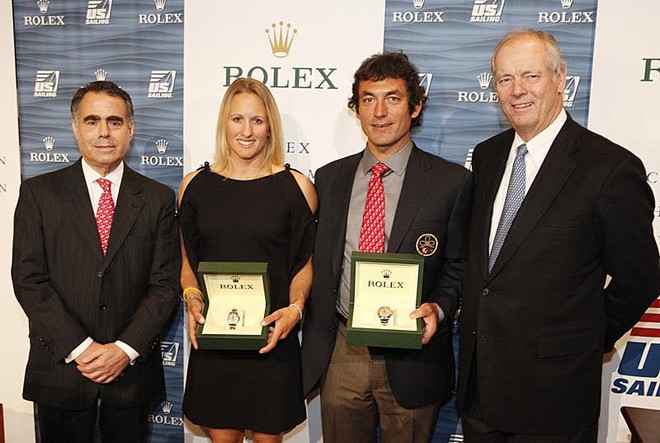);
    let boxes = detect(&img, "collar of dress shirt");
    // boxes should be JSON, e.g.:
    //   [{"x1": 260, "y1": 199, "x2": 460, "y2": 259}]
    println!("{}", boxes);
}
[
  {"x1": 81, "y1": 158, "x2": 125, "y2": 189},
  {"x1": 359, "y1": 140, "x2": 413, "y2": 178},
  {"x1": 512, "y1": 109, "x2": 567, "y2": 169}
]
